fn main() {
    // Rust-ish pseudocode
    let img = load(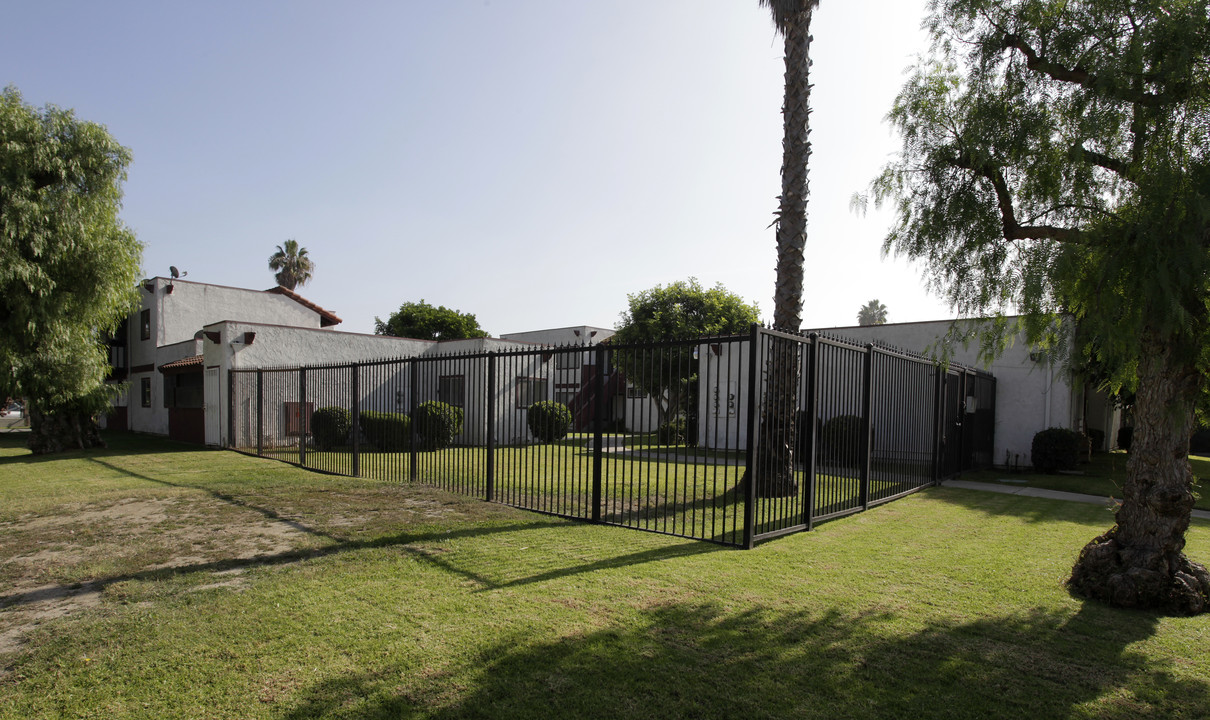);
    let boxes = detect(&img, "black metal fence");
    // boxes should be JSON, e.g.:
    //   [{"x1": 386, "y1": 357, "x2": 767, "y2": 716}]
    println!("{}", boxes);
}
[{"x1": 228, "y1": 326, "x2": 995, "y2": 547}]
